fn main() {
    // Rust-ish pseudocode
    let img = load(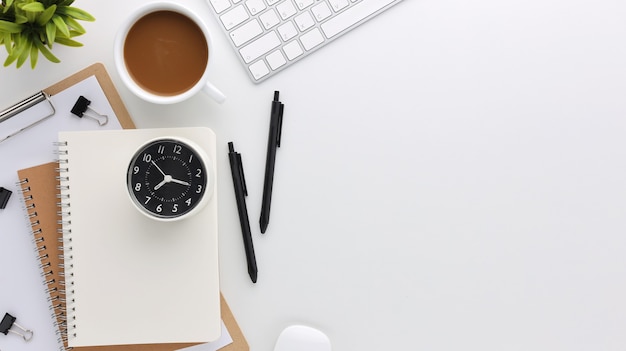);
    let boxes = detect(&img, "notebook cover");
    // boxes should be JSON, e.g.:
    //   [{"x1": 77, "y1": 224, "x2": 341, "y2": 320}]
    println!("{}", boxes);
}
[
  {"x1": 57, "y1": 128, "x2": 220, "y2": 347},
  {"x1": 18, "y1": 161, "x2": 248, "y2": 351}
]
